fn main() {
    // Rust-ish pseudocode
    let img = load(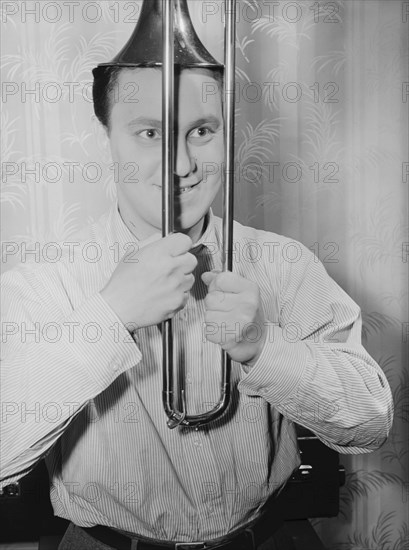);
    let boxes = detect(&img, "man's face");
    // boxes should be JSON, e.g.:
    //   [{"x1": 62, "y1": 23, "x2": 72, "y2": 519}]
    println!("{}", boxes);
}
[{"x1": 108, "y1": 68, "x2": 224, "y2": 242}]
